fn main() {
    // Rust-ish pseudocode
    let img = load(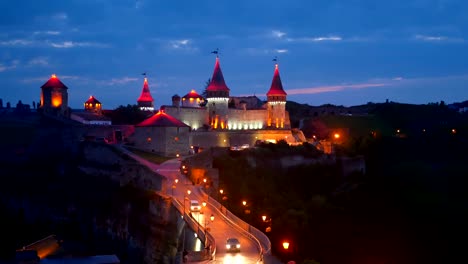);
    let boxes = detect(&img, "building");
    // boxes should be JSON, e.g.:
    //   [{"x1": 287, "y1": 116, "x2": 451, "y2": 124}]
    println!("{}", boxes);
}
[
  {"x1": 39, "y1": 74, "x2": 70, "y2": 117},
  {"x1": 132, "y1": 110, "x2": 190, "y2": 156},
  {"x1": 71, "y1": 95, "x2": 112, "y2": 125},
  {"x1": 157, "y1": 57, "x2": 293, "y2": 150},
  {"x1": 137, "y1": 77, "x2": 155, "y2": 111}
]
